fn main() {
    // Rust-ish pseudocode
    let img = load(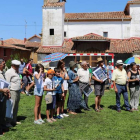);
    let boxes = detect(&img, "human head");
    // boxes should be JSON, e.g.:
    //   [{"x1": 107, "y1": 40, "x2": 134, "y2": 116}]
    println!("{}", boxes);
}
[
  {"x1": 97, "y1": 57, "x2": 104, "y2": 67},
  {"x1": 35, "y1": 64, "x2": 44, "y2": 73},
  {"x1": 108, "y1": 61, "x2": 112, "y2": 65},
  {"x1": 20, "y1": 58, "x2": 24, "y2": 62},
  {"x1": 11, "y1": 60, "x2": 21, "y2": 73},
  {"x1": 81, "y1": 61, "x2": 88, "y2": 70},
  {"x1": 28, "y1": 58, "x2": 33, "y2": 64},
  {"x1": 0, "y1": 58, "x2": 5, "y2": 71},
  {"x1": 130, "y1": 62, "x2": 137, "y2": 70},
  {"x1": 54, "y1": 68, "x2": 60, "y2": 77},
  {"x1": 57, "y1": 60, "x2": 65, "y2": 70},
  {"x1": 47, "y1": 69, "x2": 55, "y2": 79},
  {"x1": 69, "y1": 61, "x2": 76, "y2": 70},
  {"x1": 116, "y1": 60, "x2": 124, "y2": 70}
]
